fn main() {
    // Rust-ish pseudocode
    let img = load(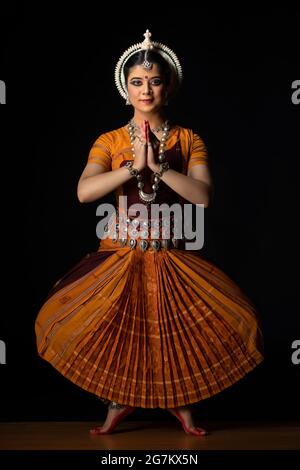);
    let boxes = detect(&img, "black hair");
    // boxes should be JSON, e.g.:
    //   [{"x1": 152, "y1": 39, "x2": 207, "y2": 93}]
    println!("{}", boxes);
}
[{"x1": 124, "y1": 50, "x2": 172, "y2": 87}]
